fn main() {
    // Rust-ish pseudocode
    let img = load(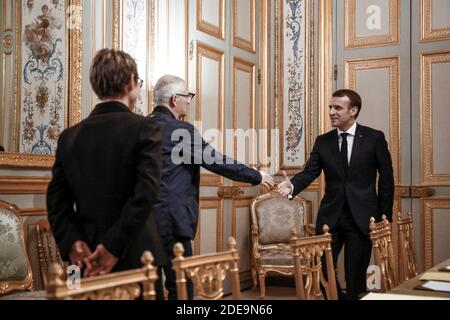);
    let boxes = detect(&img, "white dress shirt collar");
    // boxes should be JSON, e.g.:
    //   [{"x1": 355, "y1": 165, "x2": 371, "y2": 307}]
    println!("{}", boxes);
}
[{"x1": 337, "y1": 122, "x2": 357, "y2": 137}]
